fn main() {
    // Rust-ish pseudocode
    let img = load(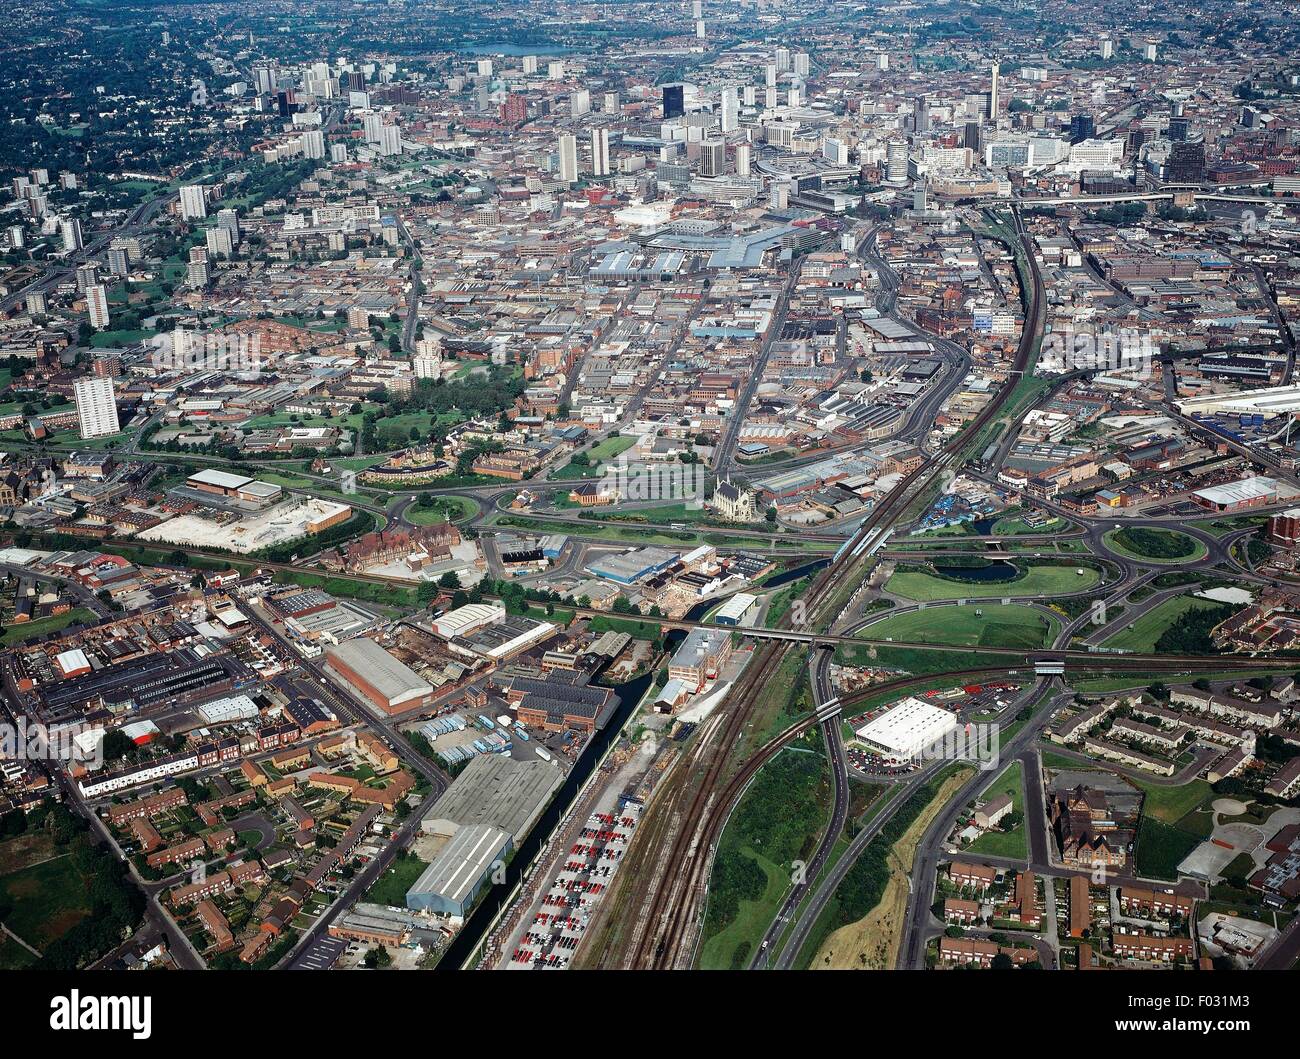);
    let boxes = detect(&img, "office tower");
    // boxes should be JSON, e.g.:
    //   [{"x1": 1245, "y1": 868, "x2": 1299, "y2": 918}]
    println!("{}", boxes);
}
[
  {"x1": 347, "y1": 70, "x2": 366, "y2": 92},
  {"x1": 794, "y1": 52, "x2": 809, "y2": 77},
  {"x1": 74, "y1": 376, "x2": 119, "y2": 439},
  {"x1": 913, "y1": 185, "x2": 928, "y2": 212},
  {"x1": 1168, "y1": 116, "x2": 1190, "y2": 142},
  {"x1": 823, "y1": 138, "x2": 848, "y2": 165},
  {"x1": 913, "y1": 96, "x2": 930, "y2": 134},
  {"x1": 1069, "y1": 113, "x2": 1095, "y2": 143},
  {"x1": 61, "y1": 217, "x2": 84, "y2": 252},
  {"x1": 179, "y1": 184, "x2": 207, "y2": 221},
  {"x1": 662, "y1": 83, "x2": 685, "y2": 119},
  {"x1": 886, "y1": 139, "x2": 909, "y2": 184},
  {"x1": 770, "y1": 182, "x2": 789, "y2": 209},
  {"x1": 735, "y1": 142, "x2": 752, "y2": 177},
  {"x1": 700, "y1": 140, "x2": 726, "y2": 177},
  {"x1": 107, "y1": 246, "x2": 129, "y2": 277},
  {"x1": 302, "y1": 128, "x2": 325, "y2": 158},
  {"x1": 963, "y1": 121, "x2": 982, "y2": 151},
  {"x1": 570, "y1": 89, "x2": 590, "y2": 117},
  {"x1": 590, "y1": 128, "x2": 611, "y2": 177},
  {"x1": 557, "y1": 133, "x2": 578, "y2": 183},
  {"x1": 1100, "y1": 39, "x2": 1113, "y2": 60},
  {"x1": 719, "y1": 86, "x2": 738, "y2": 133},
  {"x1": 85, "y1": 284, "x2": 110, "y2": 331},
  {"x1": 522, "y1": 55, "x2": 538, "y2": 75},
  {"x1": 187, "y1": 246, "x2": 210, "y2": 287},
  {"x1": 1165, "y1": 138, "x2": 1205, "y2": 183},
  {"x1": 989, "y1": 63, "x2": 1000, "y2": 119},
  {"x1": 276, "y1": 90, "x2": 296, "y2": 117}
]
